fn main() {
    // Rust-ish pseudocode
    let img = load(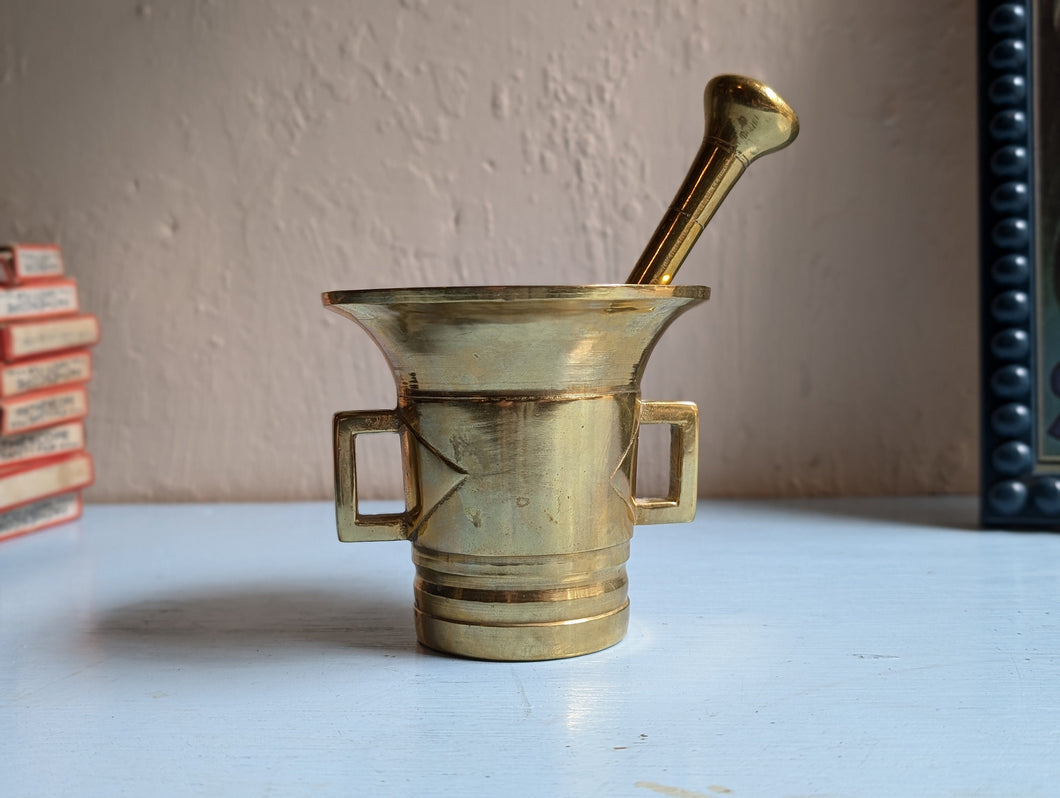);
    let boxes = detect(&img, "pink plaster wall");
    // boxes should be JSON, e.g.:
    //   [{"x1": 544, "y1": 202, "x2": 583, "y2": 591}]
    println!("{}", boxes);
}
[{"x1": 0, "y1": 0, "x2": 977, "y2": 501}]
